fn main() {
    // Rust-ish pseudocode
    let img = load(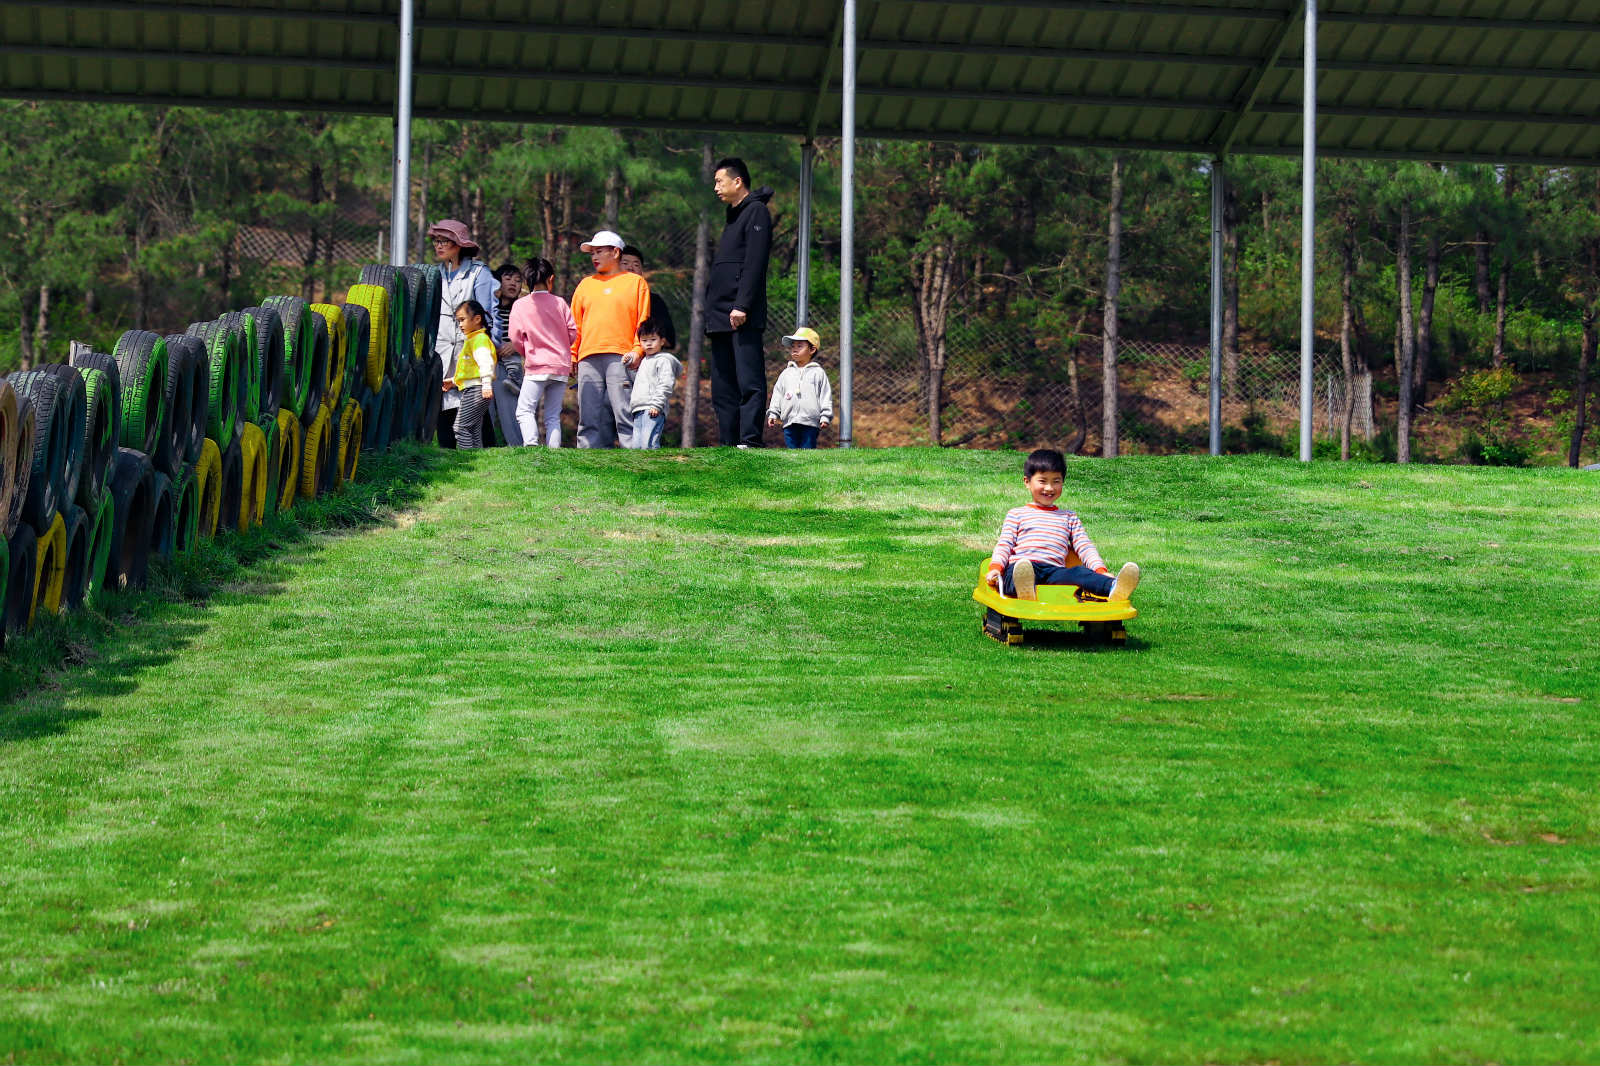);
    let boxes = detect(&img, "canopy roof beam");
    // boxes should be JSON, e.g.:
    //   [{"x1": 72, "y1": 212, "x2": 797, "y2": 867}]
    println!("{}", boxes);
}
[{"x1": 1207, "y1": 1, "x2": 1303, "y2": 158}]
